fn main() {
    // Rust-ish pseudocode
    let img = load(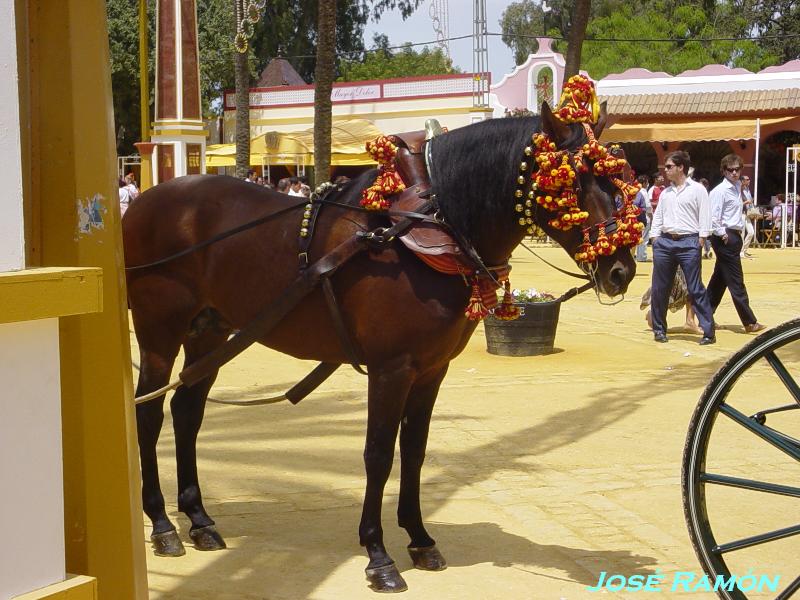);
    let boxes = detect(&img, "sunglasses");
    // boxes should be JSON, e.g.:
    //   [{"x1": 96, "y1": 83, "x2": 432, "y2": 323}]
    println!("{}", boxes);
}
[{"x1": 725, "y1": 166, "x2": 742, "y2": 173}]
